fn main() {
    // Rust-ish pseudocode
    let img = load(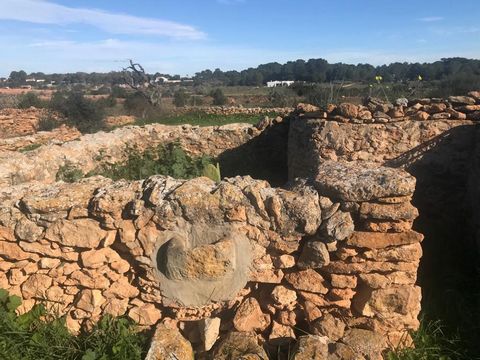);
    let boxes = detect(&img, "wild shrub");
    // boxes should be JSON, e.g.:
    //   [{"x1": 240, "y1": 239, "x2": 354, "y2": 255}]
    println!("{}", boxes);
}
[
  {"x1": 91, "y1": 143, "x2": 219, "y2": 182},
  {"x1": 211, "y1": 88, "x2": 227, "y2": 106},
  {"x1": 17, "y1": 92, "x2": 46, "y2": 109},
  {"x1": 268, "y1": 88, "x2": 296, "y2": 107},
  {"x1": 56, "y1": 162, "x2": 84, "y2": 183},
  {"x1": 50, "y1": 91, "x2": 105, "y2": 134},
  {"x1": 173, "y1": 89, "x2": 189, "y2": 107},
  {"x1": 0, "y1": 289, "x2": 147, "y2": 360},
  {"x1": 37, "y1": 112, "x2": 61, "y2": 131}
]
